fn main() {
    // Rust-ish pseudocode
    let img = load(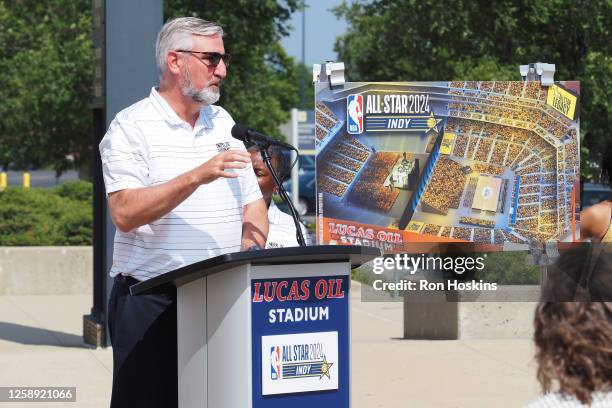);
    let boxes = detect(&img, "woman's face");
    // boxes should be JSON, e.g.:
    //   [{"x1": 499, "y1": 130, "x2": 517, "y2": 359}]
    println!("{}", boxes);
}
[{"x1": 250, "y1": 150, "x2": 277, "y2": 206}]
